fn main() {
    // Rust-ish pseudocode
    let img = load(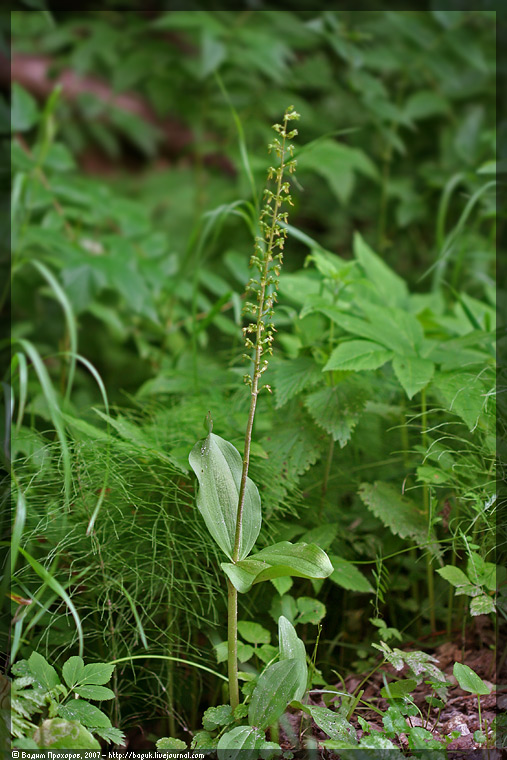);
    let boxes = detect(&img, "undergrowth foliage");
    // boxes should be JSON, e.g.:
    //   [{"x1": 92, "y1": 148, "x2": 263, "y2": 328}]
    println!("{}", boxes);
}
[{"x1": 7, "y1": 9, "x2": 498, "y2": 755}]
